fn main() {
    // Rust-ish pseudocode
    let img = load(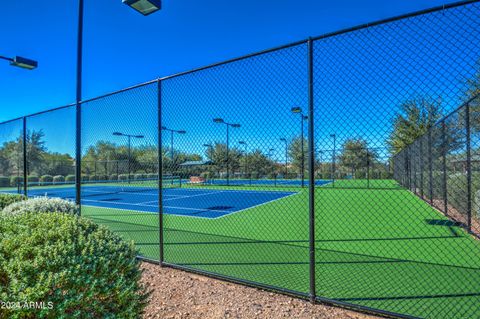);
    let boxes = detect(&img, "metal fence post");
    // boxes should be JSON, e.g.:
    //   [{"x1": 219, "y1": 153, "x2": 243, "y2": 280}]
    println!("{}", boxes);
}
[
  {"x1": 442, "y1": 121, "x2": 448, "y2": 215},
  {"x1": 307, "y1": 37, "x2": 316, "y2": 303},
  {"x1": 75, "y1": 0, "x2": 84, "y2": 214},
  {"x1": 22, "y1": 117, "x2": 27, "y2": 197},
  {"x1": 466, "y1": 103, "x2": 472, "y2": 232},
  {"x1": 158, "y1": 79, "x2": 164, "y2": 265},
  {"x1": 428, "y1": 130, "x2": 433, "y2": 204}
]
